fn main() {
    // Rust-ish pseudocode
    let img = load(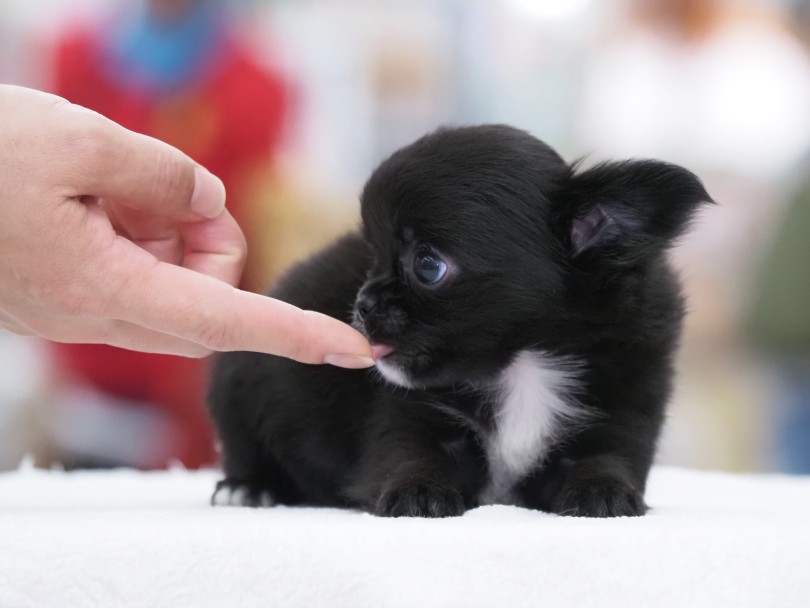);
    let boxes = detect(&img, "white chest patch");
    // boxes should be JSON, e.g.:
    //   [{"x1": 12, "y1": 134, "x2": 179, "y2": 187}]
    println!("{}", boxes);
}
[
  {"x1": 480, "y1": 350, "x2": 588, "y2": 505},
  {"x1": 374, "y1": 359, "x2": 414, "y2": 389}
]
